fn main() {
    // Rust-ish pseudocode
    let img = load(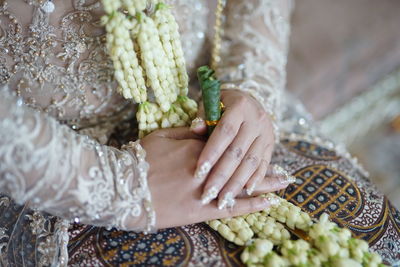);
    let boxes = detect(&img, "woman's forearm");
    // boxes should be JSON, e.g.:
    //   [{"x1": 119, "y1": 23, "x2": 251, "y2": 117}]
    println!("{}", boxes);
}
[{"x1": 0, "y1": 88, "x2": 154, "y2": 232}]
